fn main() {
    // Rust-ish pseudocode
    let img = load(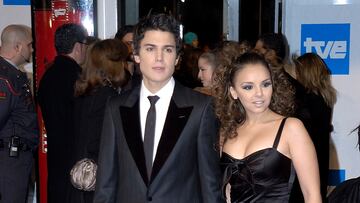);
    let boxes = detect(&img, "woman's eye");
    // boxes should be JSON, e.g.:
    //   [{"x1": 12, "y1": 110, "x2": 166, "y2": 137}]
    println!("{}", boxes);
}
[
  {"x1": 242, "y1": 85, "x2": 253, "y2": 90},
  {"x1": 263, "y1": 81, "x2": 272, "y2": 87}
]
